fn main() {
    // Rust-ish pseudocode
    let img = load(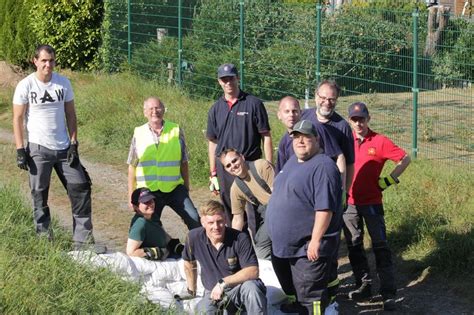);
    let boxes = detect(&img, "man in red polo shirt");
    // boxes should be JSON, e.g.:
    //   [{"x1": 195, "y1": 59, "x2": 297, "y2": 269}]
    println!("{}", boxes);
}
[{"x1": 344, "y1": 102, "x2": 411, "y2": 311}]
